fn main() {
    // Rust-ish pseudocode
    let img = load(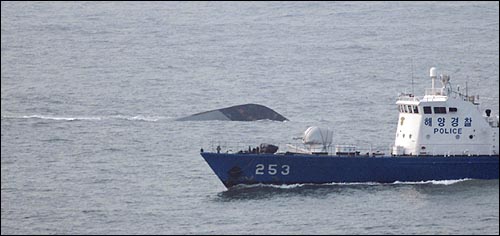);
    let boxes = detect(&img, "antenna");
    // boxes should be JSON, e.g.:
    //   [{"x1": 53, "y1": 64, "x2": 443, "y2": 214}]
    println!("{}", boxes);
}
[
  {"x1": 411, "y1": 58, "x2": 414, "y2": 96},
  {"x1": 465, "y1": 80, "x2": 468, "y2": 98}
]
